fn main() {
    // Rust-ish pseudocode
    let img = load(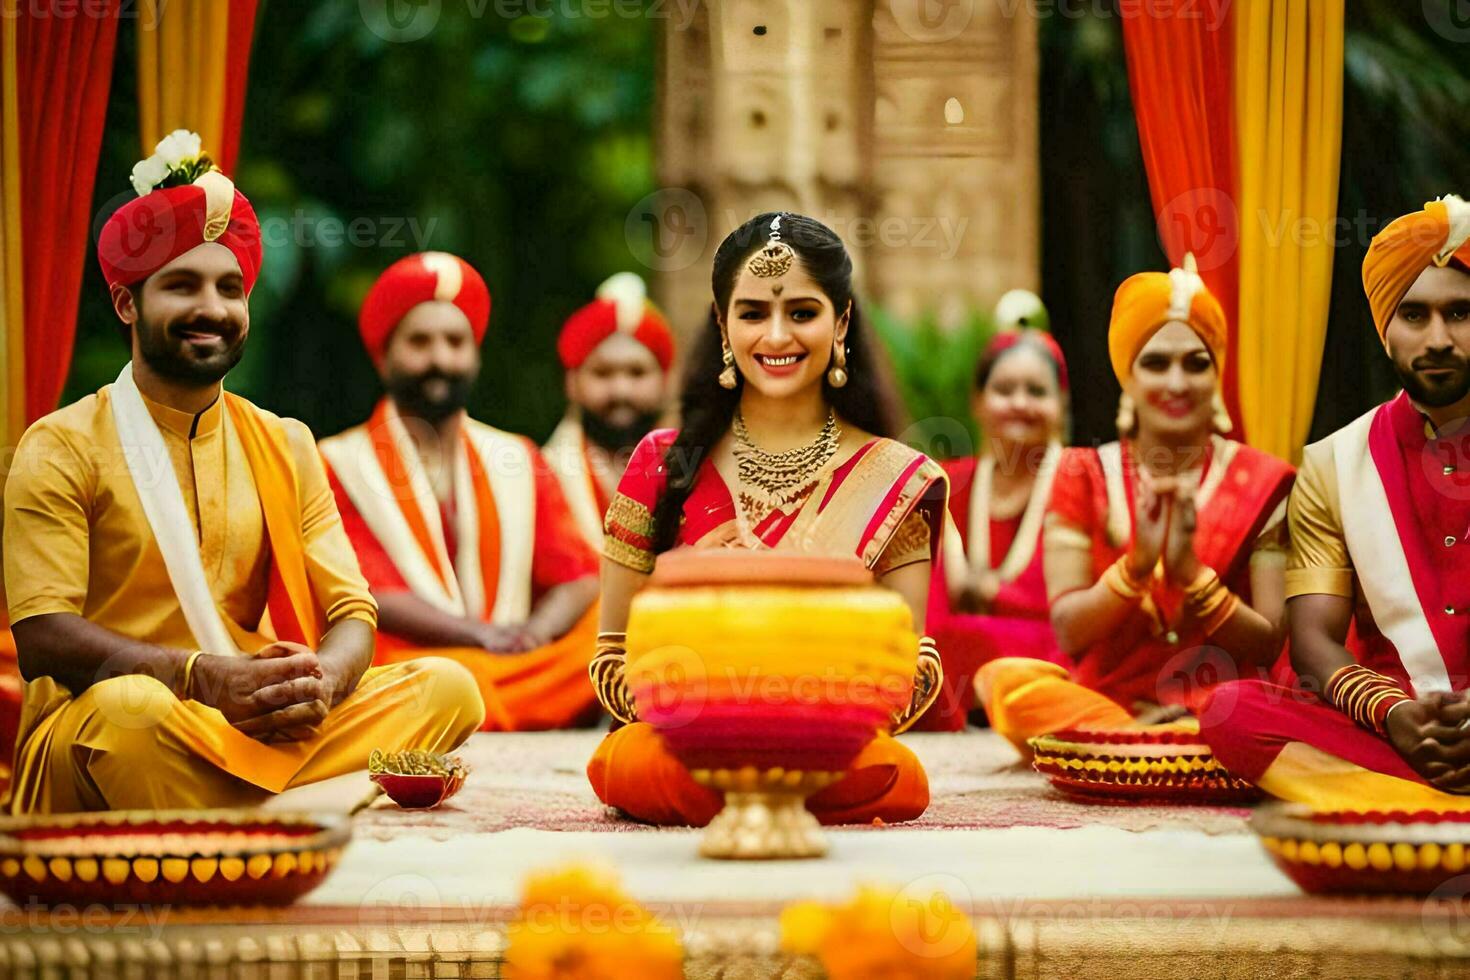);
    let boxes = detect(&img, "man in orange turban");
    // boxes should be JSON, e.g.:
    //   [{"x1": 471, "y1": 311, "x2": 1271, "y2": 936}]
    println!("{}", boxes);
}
[
  {"x1": 2, "y1": 136, "x2": 484, "y2": 813},
  {"x1": 544, "y1": 273, "x2": 675, "y2": 550},
  {"x1": 977, "y1": 255, "x2": 1295, "y2": 775},
  {"x1": 320, "y1": 252, "x2": 602, "y2": 732},
  {"x1": 1199, "y1": 196, "x2": 1470, "y2": 811}
]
